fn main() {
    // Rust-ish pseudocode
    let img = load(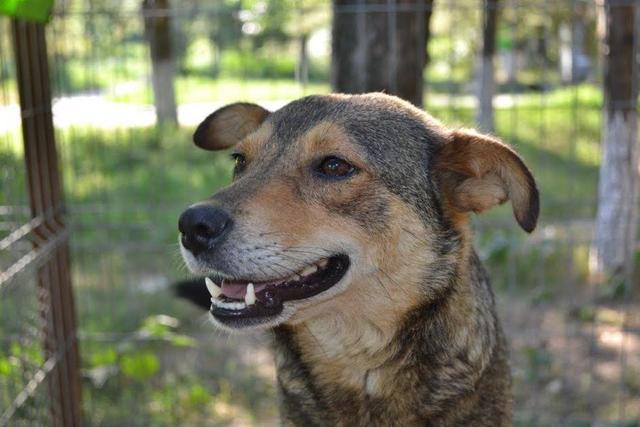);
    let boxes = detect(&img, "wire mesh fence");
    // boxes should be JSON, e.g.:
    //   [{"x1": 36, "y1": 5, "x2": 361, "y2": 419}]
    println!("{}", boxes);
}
[
  {"x1": 1, "y1": 18, "x2": 82, "y2": 426},
  {"x1": 0, "y1": 0, "x2": 639, "y2": 425}
]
